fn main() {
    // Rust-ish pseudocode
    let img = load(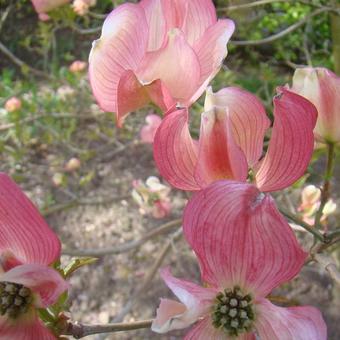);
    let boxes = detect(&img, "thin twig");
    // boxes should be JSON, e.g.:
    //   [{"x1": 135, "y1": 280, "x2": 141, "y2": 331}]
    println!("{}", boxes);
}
[
  {"x1": 62, "y1": 218, "x2": 182, "y2": 256},
  {"x1": 0, "y1": 41, "x2": 51, "y2": 79},
  {"x1": 302, "y1": 20, "x2": 313, "y2": 66},
  {"x1": 42, "y1": 195, "x2": 130, "y2": 217},
  {"x1": 219, "y1": 0, "x2": 287, "y2": 11},
  {"x1": 65, "y1": 319, "x2": 152, "y2": 339},
  {"x1": 230, "y1": 8, "x2": 328, "y2": 46},
  {"x1": 111, "y1": 228, "x2": 182, "y2": 323},
  {"x1": 314, "y1": 143, "x2": 336, "y2": 228},
  {"x1": 88, "y1": 11, "x2": 107, "y2": 19},
  {"x1": 325, "y1": 229, "x2": 340, "y2": 240},
  {"x1": 279, "y1": 208, "x2": 325, "y2": 242},
  {"x1": 73, "y1": 25, "x2": 102, "y2": 35},
  {"x1": 283, "y1": 58, "x2": 306, "y2": 69},
  {"x1": 98, "y1": 140, "x2": 143, "y2": 162},
  {"x1": 0, "y1": 5, "x2": 11, "y2": 34},
  {"x1": 0, "y1": 113, "x2": 95, "y2": 132},
  {"x1": 219, "y1": 0, "x2": 339, "y2": 12},
  {"x1": 311, "y1": 236, "x2": 340, "y2": 255}
]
